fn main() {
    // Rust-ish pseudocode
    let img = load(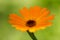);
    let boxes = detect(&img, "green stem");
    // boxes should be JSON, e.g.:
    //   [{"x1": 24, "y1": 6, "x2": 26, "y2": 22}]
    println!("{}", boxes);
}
[{"x1": 27, "y1": 31, "x2": 37, "y2": 40}]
